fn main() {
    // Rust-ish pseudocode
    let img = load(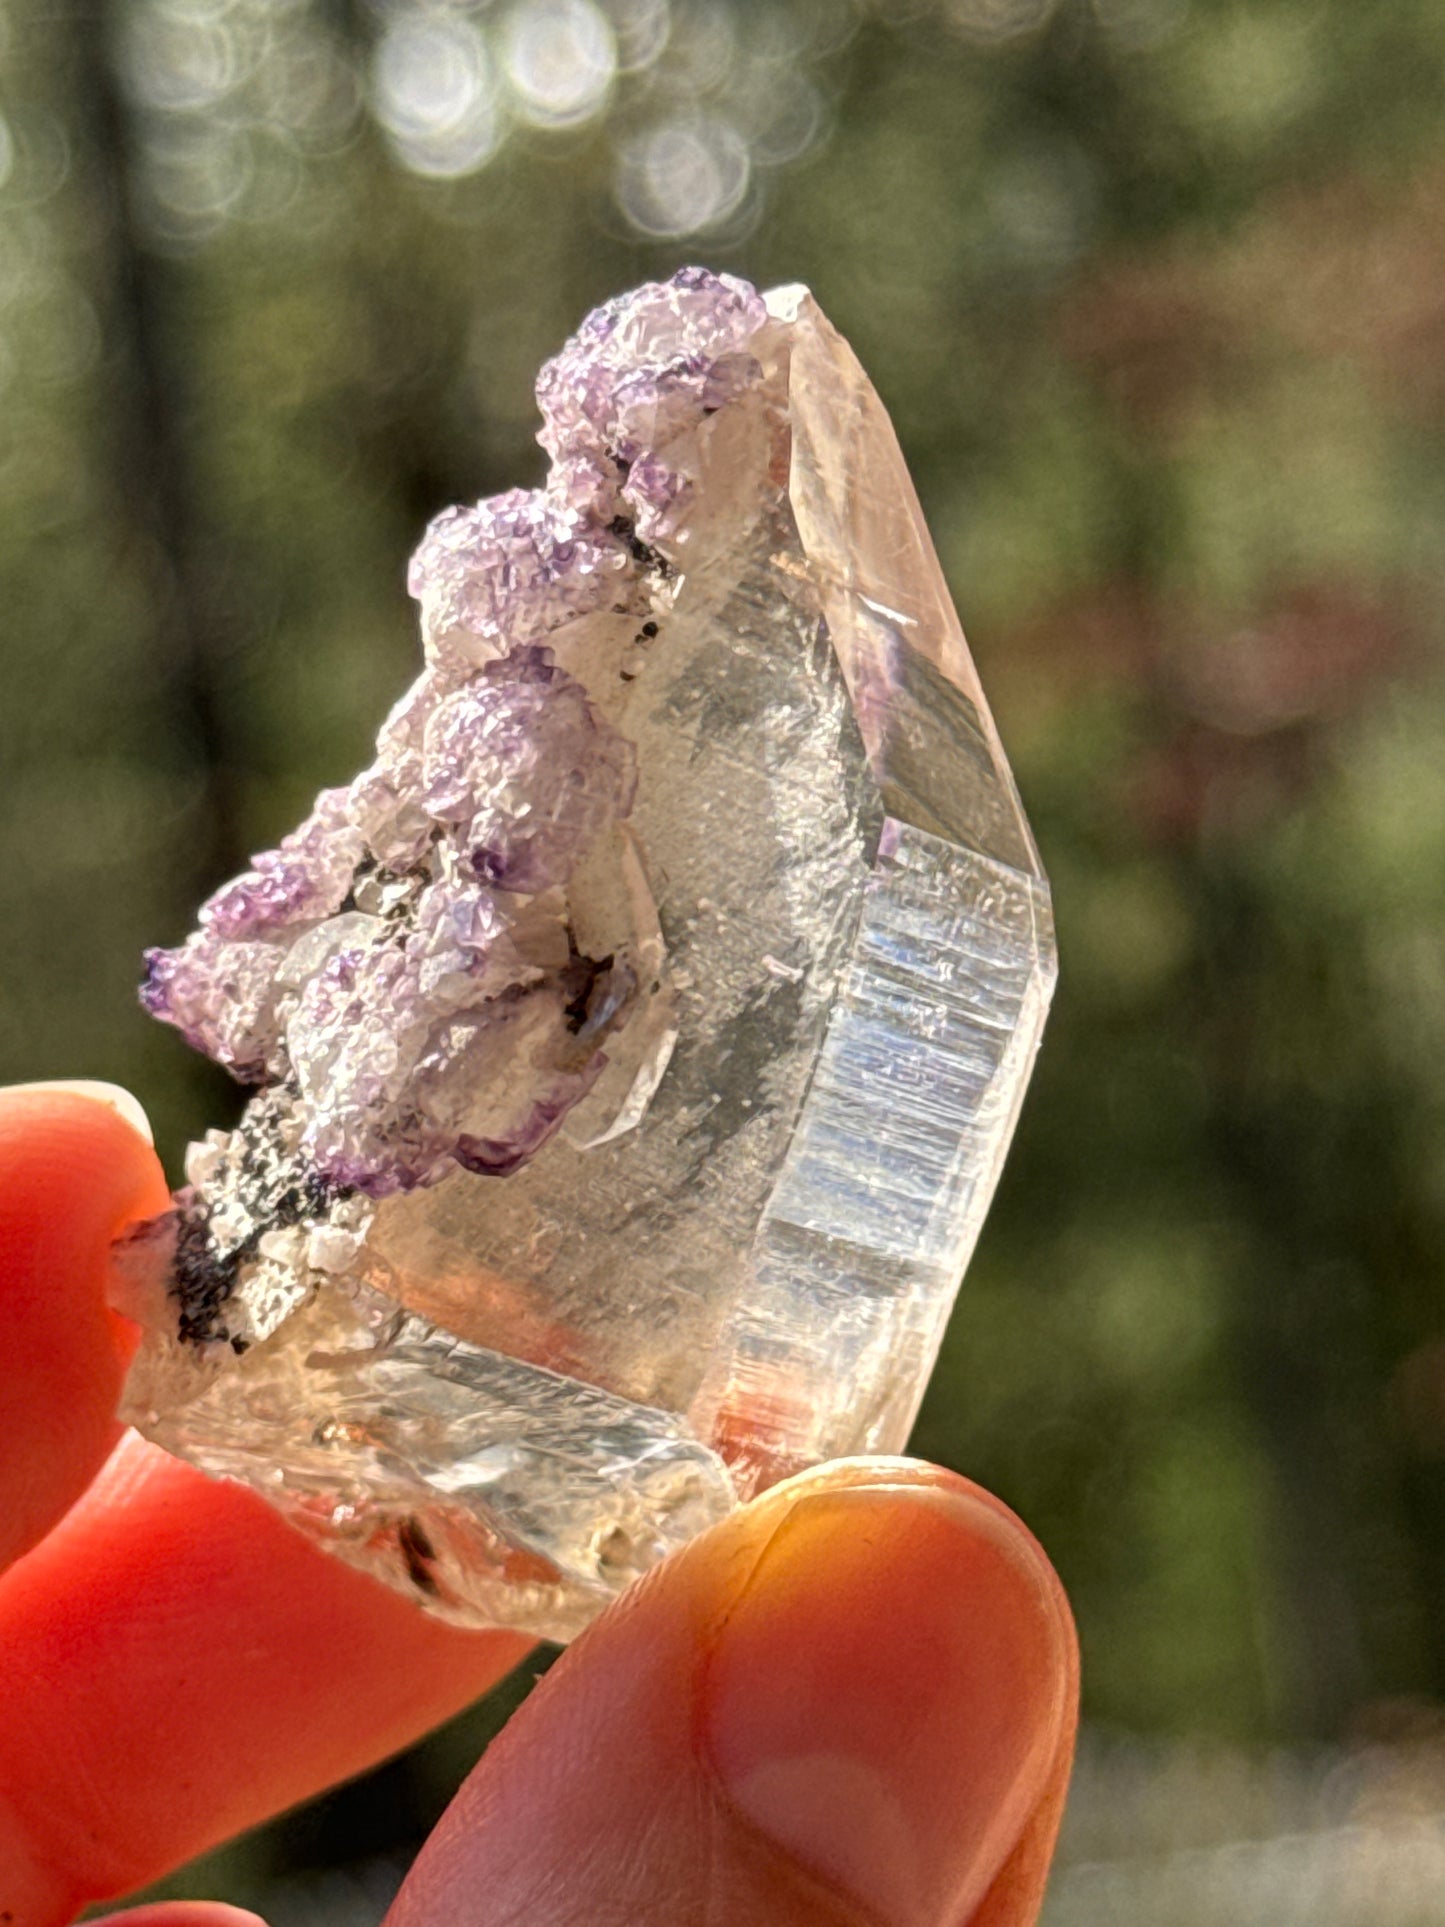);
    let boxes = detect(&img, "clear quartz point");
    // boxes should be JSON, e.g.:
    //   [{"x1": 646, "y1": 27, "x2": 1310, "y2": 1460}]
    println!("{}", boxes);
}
[{"x1": 116, "y1": 270, "x2": 1056, "y2": 1639}]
